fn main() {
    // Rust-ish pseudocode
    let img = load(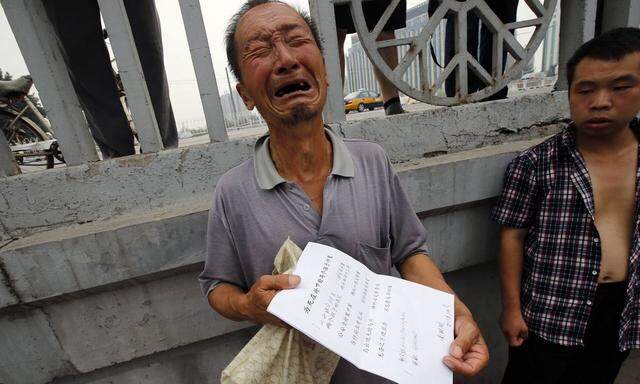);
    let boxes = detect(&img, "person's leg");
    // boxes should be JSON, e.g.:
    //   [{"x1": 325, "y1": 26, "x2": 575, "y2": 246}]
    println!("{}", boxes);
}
[
  {"x1": 124, "y1": 0, "x2": 178, "y2": 149},
  {"x1": 502, "y1": 333, "x2": 580, "y2": 384},
  {"x1": 373, "y1": 30, "x2": 404, "y2": 115},
  {"x1": 478, "y1": 0, "x2": 519, "y2": 101},
  {"x1": 42, "y1": 0, "x2": 134, "y2": 158},
  {"x1": 572, "y1": 282, "x2": 630, "y2": 384},
  {"x1": 466, "y1": 11, "x2": 483, "y2": 94}
]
